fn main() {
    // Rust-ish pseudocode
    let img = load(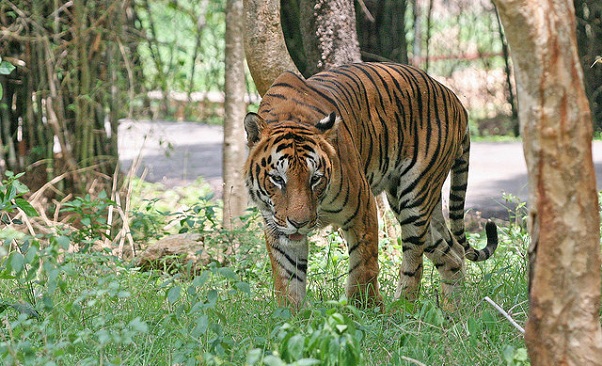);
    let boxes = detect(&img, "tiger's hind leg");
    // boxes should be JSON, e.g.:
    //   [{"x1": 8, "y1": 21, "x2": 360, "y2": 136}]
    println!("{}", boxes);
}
[
  {"x1": 385, "y1": 190, "x2": 431, "y2": 302},
  {"x1": 424, "y1": 198, "x2": 466, "y2": 310},
  {"x1": 386, "y1": 168, "x2": 455, "y2": 304}
]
